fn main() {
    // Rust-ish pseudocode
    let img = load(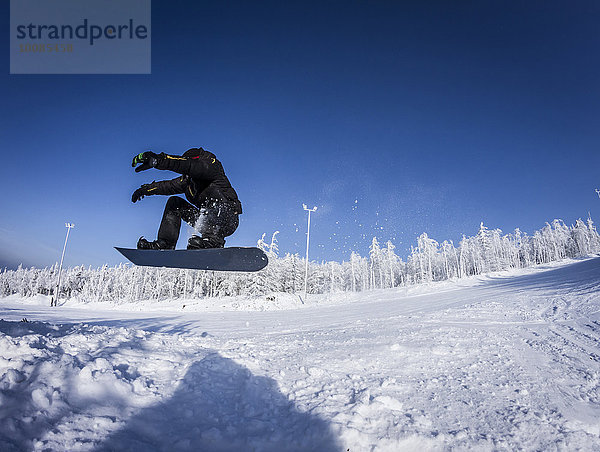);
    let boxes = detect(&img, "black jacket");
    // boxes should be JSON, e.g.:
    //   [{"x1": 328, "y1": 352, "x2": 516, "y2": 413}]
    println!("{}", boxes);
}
[{"x1": 143, "y1": 148, "x2": 242, "y2": 214}]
